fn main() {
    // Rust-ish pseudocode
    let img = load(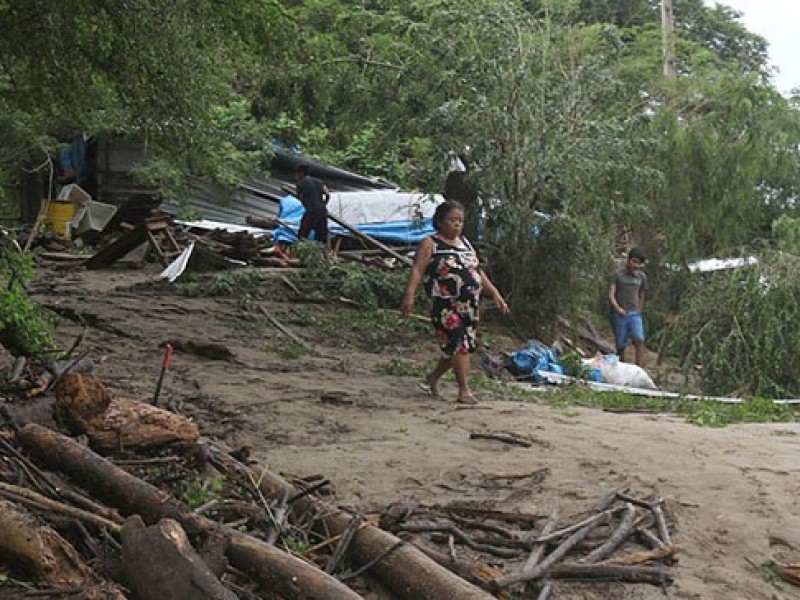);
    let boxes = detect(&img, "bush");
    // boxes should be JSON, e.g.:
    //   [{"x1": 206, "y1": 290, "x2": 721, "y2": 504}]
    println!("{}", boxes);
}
[
  {"x1": 0, "y1": 235, "x2": 57, "y2": 356},
  {"x1": 663, "y1": 250, "x2": 800, "y2": 398}
]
